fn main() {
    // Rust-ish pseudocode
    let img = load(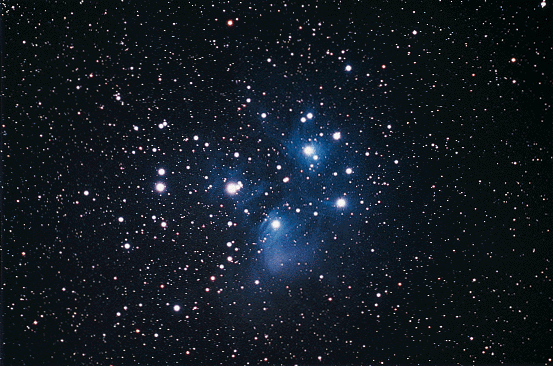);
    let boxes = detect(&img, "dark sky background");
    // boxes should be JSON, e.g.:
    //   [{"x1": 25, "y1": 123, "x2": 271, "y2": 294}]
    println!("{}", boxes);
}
[{"x1": 2, "y1": 1, "x2": 551, "y2": 365}]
